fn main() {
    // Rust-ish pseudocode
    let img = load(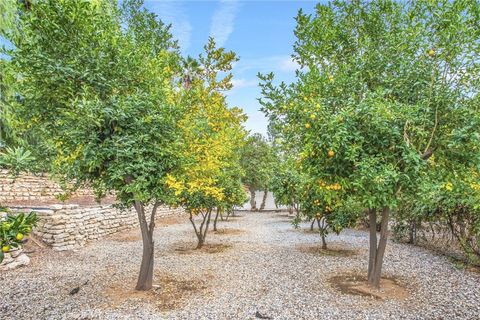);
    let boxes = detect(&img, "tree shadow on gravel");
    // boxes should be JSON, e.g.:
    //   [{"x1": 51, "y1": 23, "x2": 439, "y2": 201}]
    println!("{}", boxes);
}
[
  {"x1": 328, "y1": 273, "x2": 409, "y2": 301},
  {"x1": 296, "y1": 244, "x2": 359, "y2": 257},
  {"x1": 105, "y1": 271, "x2": 209, "y2": 311},
  {"x1": 172, "y1": 242, "x2": 233, "y2": 254},
  {"x1": 213, "y1": 228, "x2": 245, "y2": 236}
]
